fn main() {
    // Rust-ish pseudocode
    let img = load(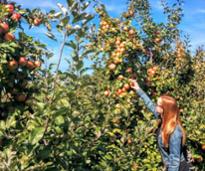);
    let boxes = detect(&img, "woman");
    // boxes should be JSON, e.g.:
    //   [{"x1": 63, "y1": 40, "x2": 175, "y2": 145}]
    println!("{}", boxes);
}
[{"x1": 129, "y1": 79, "x2": 190, "y2": 171}]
